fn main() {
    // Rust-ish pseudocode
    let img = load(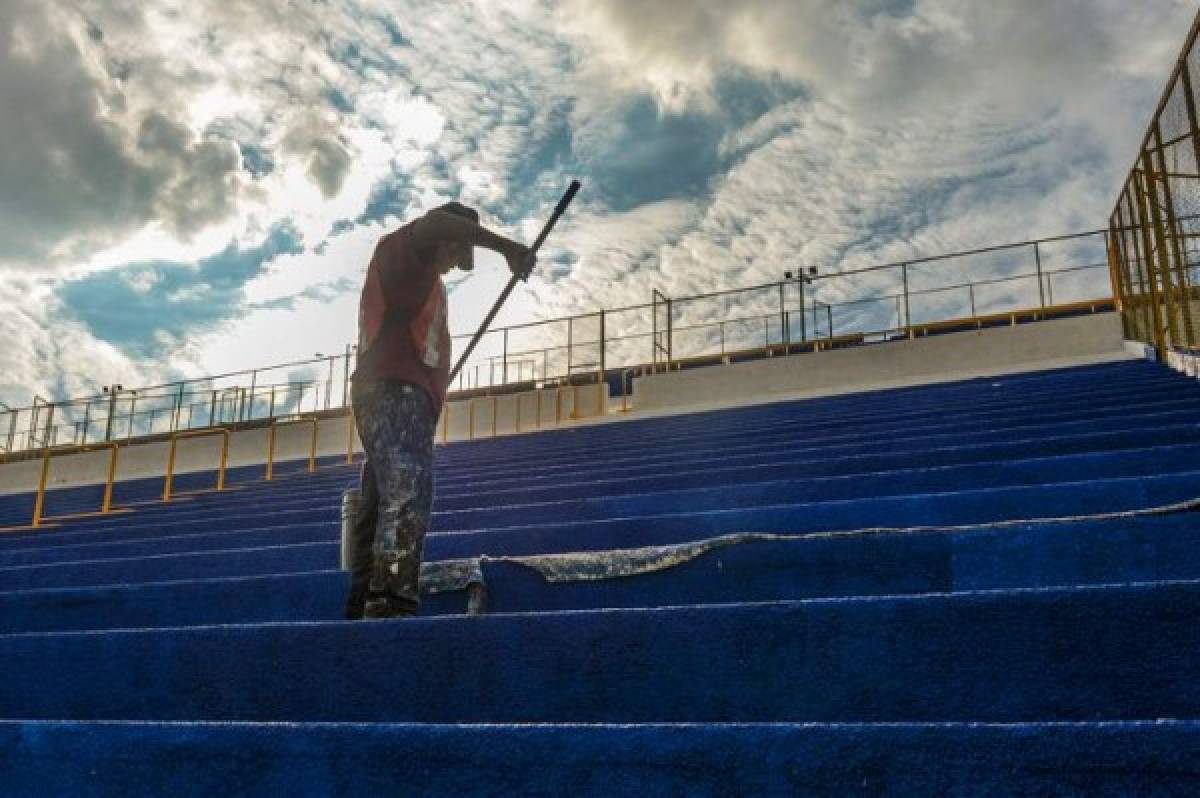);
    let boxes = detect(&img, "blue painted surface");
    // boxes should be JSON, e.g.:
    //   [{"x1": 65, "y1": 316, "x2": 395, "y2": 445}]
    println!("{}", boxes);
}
[
  {"x1": 0, "y1": 720, "x2": 1197, "y2": 797},
  {"x1": 0, "y1": 359, "x2": 1198, "y2": 792},
  {"x1": 2, "y1": 580, "x2": 1200, "y2": 723}
]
